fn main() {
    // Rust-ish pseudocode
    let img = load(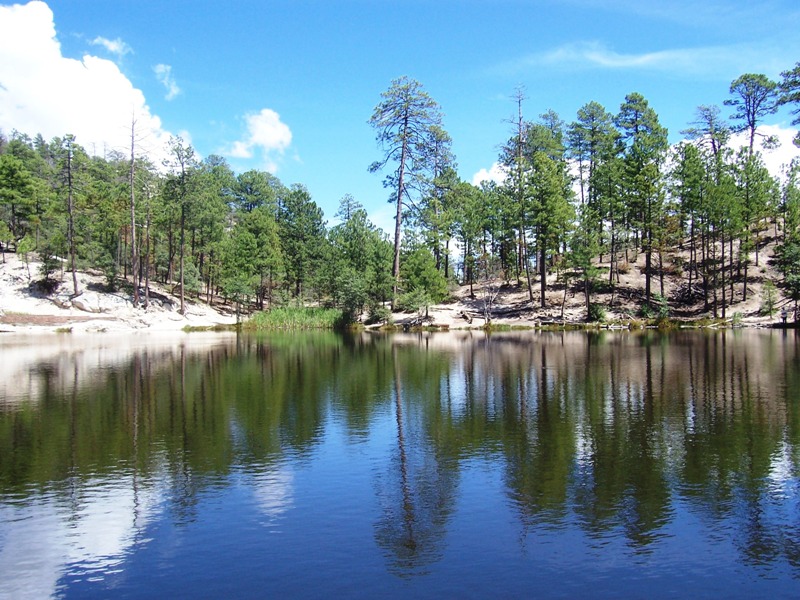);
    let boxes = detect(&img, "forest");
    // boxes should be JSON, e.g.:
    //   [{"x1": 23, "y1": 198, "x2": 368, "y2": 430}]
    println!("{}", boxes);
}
[{"x1": 1, "y1": 63, "x2": 800, "y2": 325}]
